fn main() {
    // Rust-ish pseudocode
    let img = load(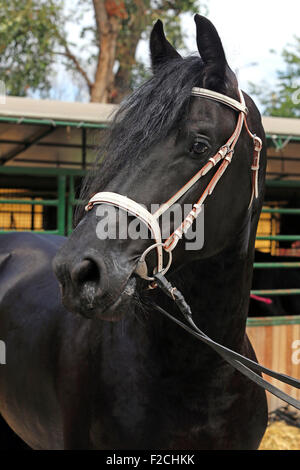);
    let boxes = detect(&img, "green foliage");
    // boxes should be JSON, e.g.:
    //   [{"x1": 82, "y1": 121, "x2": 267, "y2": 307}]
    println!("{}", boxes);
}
[
  {"x1": 0, "y1": 0, "x2": 207, "y2": 100},
  {"x1": 0, "y1": 0, "x2": 64, "y2": 96},
  {"x1": 249, "y1": 37, "x2": 300, "y2": 118}
]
